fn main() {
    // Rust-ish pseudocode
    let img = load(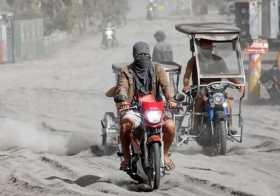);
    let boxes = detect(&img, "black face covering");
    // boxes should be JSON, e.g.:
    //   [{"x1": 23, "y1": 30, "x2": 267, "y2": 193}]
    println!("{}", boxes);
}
[{"x1": 132, "y1": 54, "x2": 154, "y2": 96}]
